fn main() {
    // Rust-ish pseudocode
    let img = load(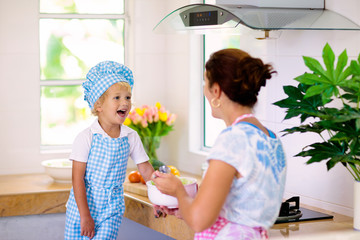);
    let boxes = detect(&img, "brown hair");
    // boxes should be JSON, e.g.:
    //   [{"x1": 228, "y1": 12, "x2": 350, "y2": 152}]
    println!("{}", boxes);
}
[
  {"x1": 91, "y1": 81, "x2": 132, "y2": 116},
  {"x1": 205, "y1": 48, "x2": 276, "y2": 107}
]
